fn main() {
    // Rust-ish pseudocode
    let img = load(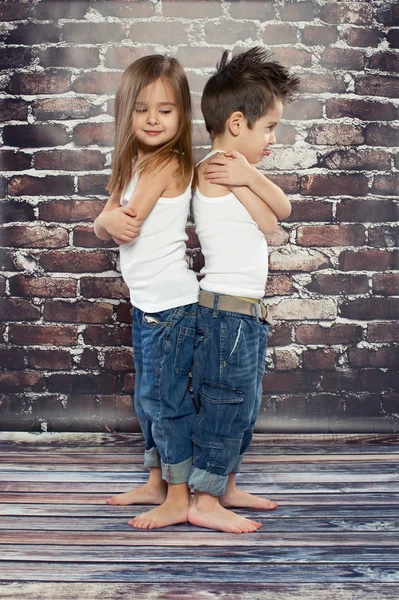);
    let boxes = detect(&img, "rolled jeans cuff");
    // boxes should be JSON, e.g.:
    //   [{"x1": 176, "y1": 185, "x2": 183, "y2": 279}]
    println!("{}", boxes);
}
[
  {"x1": 143, "y1": 447, "x2": 161, "y2": 469},
  {"x1": 189, "y1": 466, "x2": 228, "y2": 497},
  {"x1": 161, "y1": 456, "x2": 192, "y2": 484},
  {"x1": 232, "y1": 454, "x2": 244, "y2": 473}
]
